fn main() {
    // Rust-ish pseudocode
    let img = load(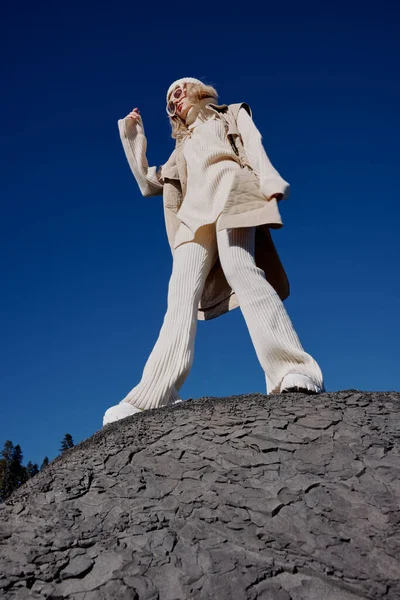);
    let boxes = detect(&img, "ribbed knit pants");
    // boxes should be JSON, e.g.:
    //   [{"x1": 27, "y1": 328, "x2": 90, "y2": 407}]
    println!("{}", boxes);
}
[{"x1": 122, "y1": 225, "x2": 323, "y2": 409}]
